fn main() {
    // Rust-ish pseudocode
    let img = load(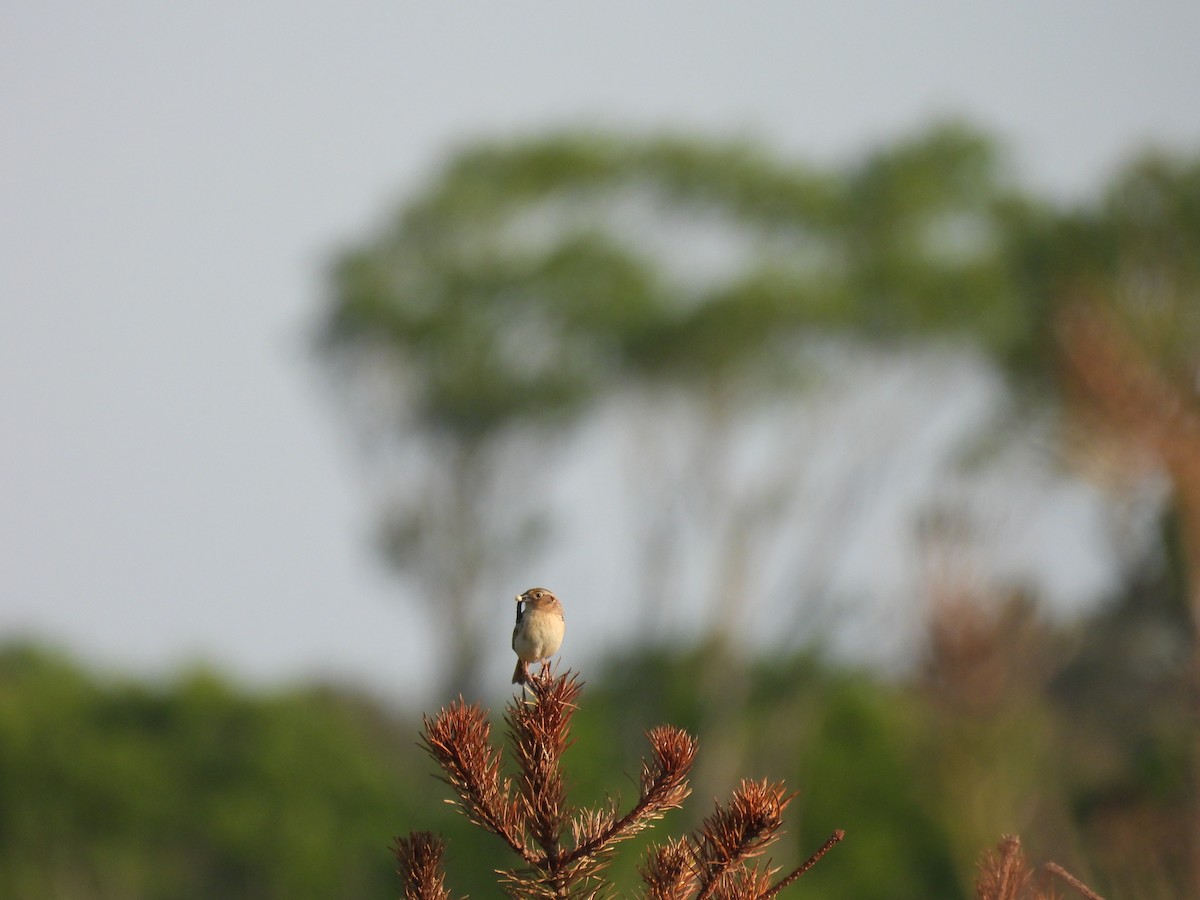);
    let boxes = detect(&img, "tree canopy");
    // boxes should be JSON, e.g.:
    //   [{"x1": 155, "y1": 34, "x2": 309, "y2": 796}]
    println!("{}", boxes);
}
[{"x1": 319, "y1": 122, "x2": 1200, "y2": 703}]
